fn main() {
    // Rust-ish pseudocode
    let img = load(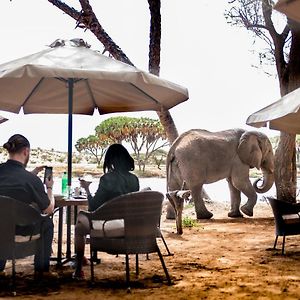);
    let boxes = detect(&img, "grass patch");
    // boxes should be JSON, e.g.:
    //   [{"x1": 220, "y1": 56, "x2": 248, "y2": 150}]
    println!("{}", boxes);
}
[{"x1": 182, "y1": 216, "x2": 197, "y2": 228}]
